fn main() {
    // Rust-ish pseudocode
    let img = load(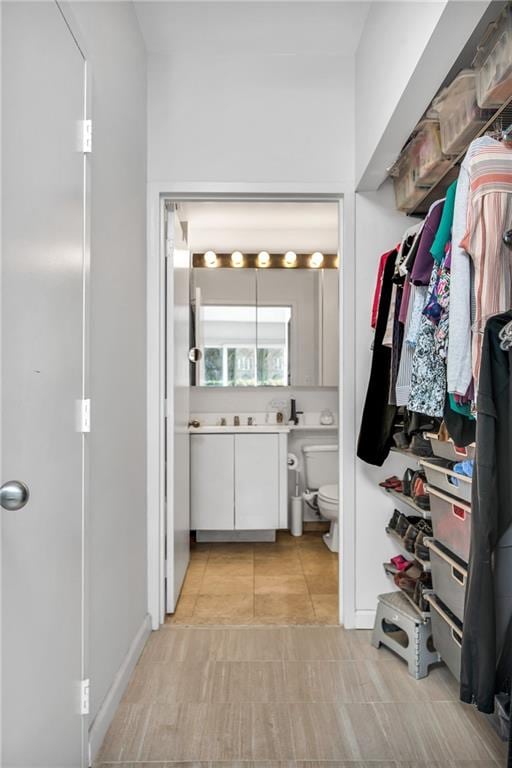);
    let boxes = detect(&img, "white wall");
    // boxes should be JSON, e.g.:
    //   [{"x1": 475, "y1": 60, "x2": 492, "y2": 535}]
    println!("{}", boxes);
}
[
  {"x1": 65, "y1": 0, "x2": 148, "y2": 724},
  {"x1": 353, "y1": 181, "x2": 412, "y2": 617}
]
